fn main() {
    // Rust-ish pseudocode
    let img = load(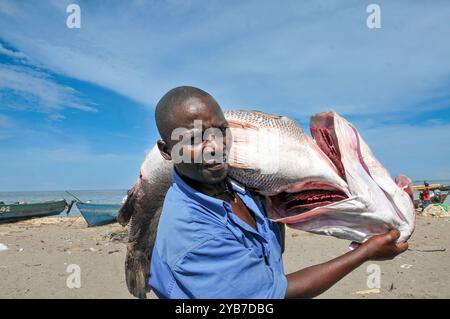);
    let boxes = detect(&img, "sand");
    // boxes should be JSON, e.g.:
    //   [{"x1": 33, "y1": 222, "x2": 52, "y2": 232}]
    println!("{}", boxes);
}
[{"x1": 0, "y1": 214, "x2": 449, "y2": 299}]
